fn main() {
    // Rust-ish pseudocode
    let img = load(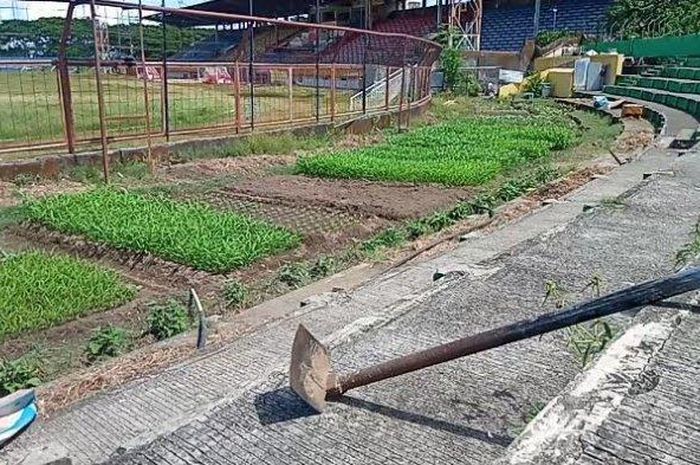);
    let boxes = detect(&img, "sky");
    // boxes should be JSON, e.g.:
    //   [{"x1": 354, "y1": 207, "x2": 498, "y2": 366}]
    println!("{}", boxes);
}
[{"x1": 0, "y1": 0, "x2": 203, "y2": 21}]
